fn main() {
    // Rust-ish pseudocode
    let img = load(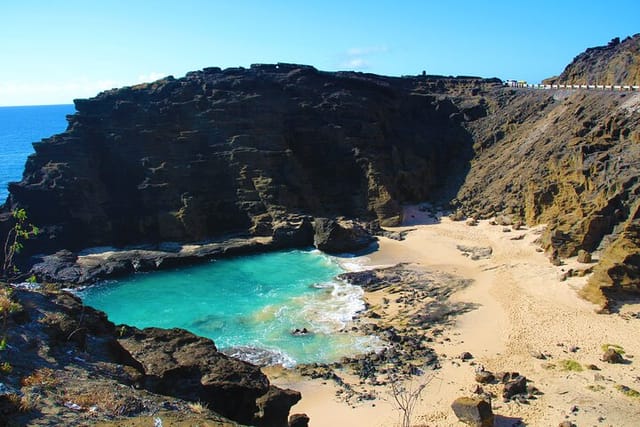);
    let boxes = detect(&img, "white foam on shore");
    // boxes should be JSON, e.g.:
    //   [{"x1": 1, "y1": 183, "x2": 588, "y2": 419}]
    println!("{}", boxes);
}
[{"x1": 221, "y1": 345, "x2": 297, "y2": 368}]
